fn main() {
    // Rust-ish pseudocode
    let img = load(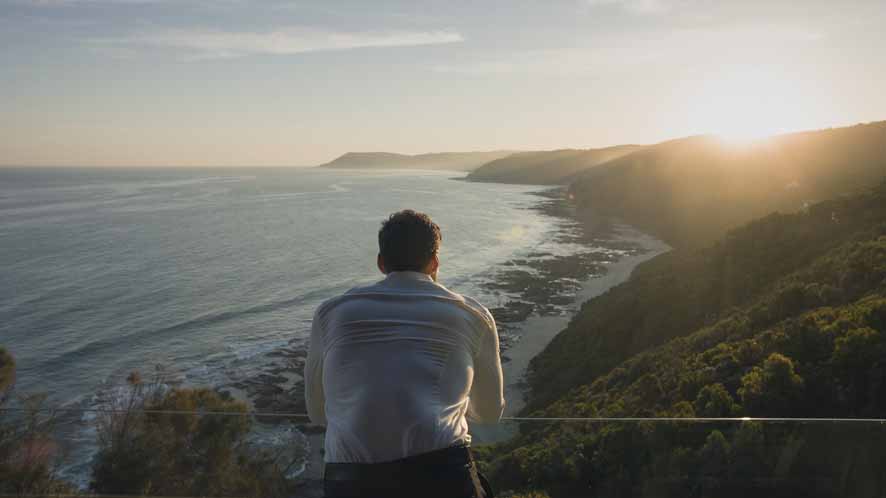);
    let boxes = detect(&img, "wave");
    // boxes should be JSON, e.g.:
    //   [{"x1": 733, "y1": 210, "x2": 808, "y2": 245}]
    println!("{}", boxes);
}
[
  {"x1": 253, "y1": 183, "x2": 352, "y2": 201},
  {"x1": 0, "y1": 176, "x2": 250, "y2": 219},
  {"x1": 35, "y1": 288, "x2": 329, "y2": 372}
]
